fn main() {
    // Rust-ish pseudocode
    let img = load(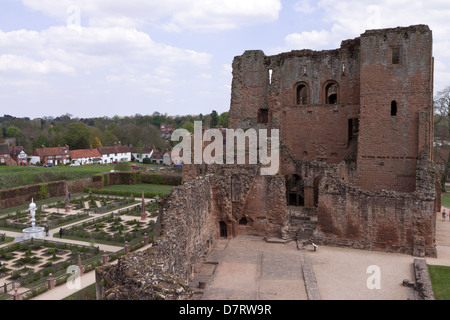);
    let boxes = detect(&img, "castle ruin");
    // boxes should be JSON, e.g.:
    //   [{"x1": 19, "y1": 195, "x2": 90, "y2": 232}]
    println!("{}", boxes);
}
[{"x1": 95, "y1": 25, "x2": 440, "y2": 299}]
